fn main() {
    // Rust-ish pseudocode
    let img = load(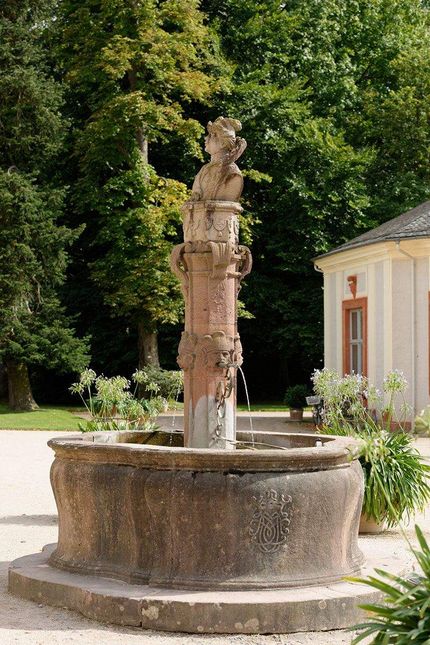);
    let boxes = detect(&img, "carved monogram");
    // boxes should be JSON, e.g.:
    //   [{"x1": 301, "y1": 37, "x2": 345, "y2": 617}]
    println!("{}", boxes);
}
[{"x1": 249, "y1": 490, "x2": 292, "y2": 554}]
